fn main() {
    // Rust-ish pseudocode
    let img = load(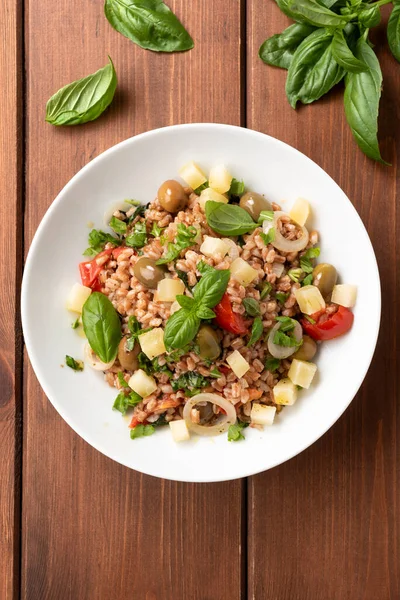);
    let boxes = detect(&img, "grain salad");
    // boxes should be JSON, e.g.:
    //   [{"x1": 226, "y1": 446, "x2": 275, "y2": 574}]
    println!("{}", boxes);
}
[{"x1": 65, "y1": 161, "x2": 357, "y2": 442}]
